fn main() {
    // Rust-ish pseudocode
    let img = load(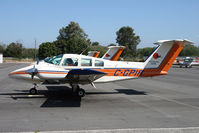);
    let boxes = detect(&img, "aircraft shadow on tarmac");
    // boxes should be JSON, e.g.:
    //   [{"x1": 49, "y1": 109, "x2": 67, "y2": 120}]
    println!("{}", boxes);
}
[{"x1": 0, "y1": 86, "x2": 146, "y2": 108}]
